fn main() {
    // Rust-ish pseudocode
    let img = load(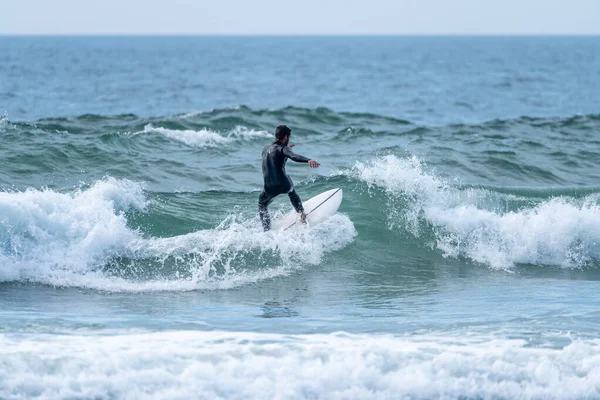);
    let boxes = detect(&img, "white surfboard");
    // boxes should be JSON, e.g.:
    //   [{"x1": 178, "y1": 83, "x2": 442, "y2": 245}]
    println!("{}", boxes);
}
[{"x1": 271, "y1": 188, "x2": 343, "y2": 231}]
